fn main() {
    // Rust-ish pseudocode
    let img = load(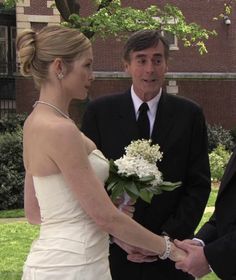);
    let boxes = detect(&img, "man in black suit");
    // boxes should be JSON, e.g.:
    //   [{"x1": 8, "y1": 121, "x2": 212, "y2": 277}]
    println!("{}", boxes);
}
[
  {"x1": 81, "y1": 30, "x2": 211, "y2": 280},
  {"x1": 175, "y1": 148, "x2": 236, "y2": 280}
]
